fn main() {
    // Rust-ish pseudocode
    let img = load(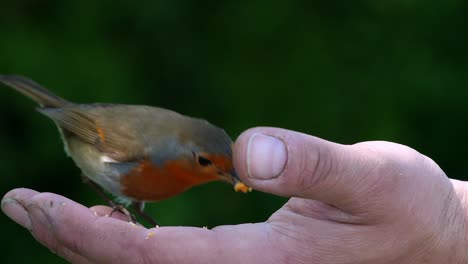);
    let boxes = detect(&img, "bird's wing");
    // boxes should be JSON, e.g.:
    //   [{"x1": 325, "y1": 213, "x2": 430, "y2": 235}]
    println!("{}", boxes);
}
[{"x1": 38, "y1": 105, "x2": 144, "y2": 161}]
